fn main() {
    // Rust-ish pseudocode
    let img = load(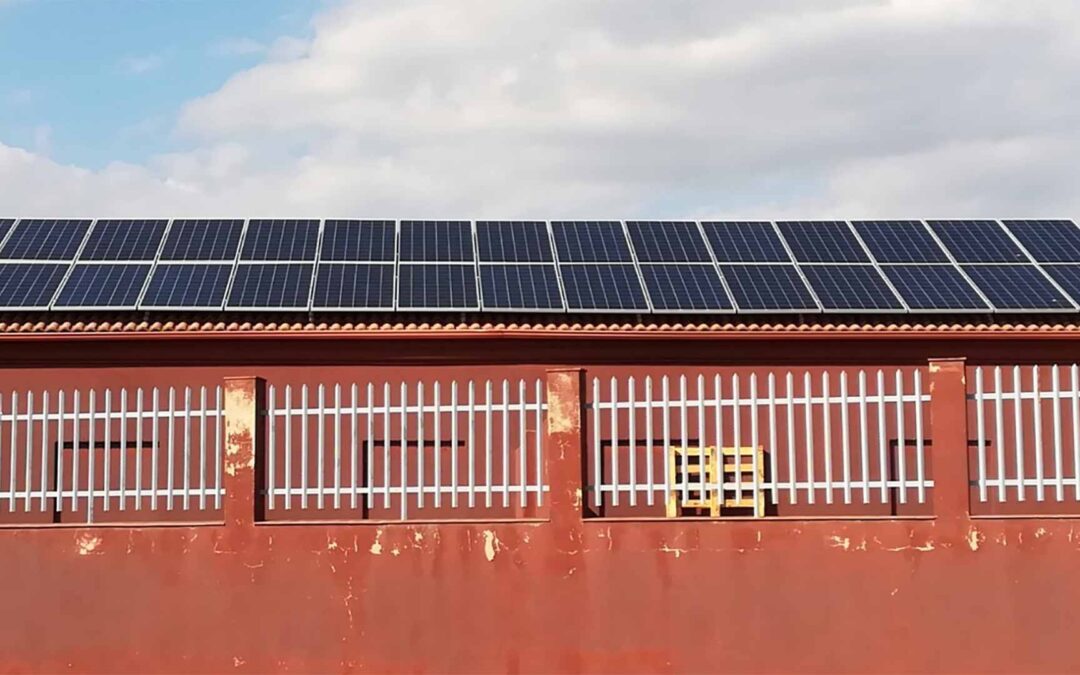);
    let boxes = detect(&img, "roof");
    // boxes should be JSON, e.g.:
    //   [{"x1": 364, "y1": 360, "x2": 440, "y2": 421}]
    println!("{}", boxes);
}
[{"x1": 1, "y1": 312, "x2": 1079, "y2": 340}]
